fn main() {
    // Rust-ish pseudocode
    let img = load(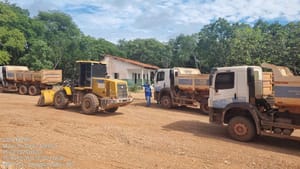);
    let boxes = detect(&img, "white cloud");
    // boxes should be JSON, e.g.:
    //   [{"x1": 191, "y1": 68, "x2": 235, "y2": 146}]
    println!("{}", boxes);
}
[{"x1": 8, "y1": 0, "x2": 300, "y2": 43}]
